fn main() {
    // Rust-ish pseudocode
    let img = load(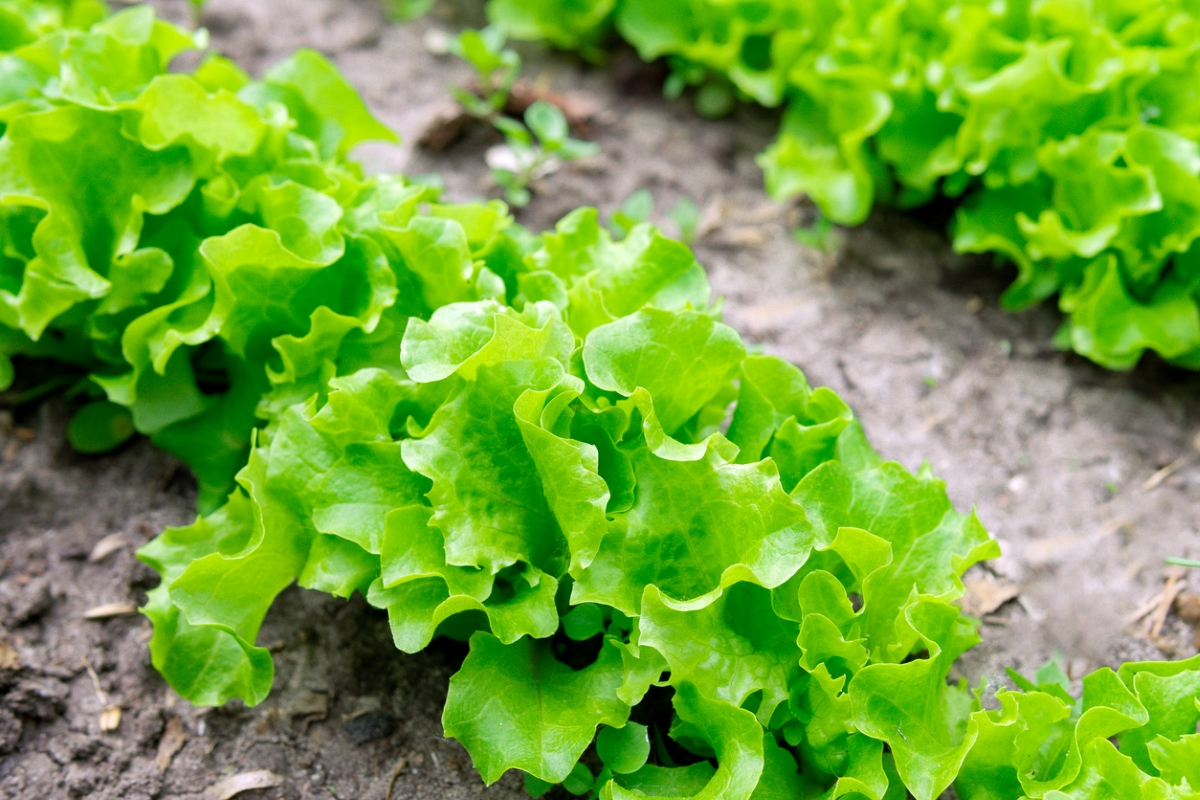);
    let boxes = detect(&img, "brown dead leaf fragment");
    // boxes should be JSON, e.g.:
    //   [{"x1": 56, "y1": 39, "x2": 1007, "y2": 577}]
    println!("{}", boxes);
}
[
  {"x1": 959, "y1": 576, "x2": 1022, "y2": 617},
  {"x1": 739, "y1": 298, "x2": 805, "y2": 334},
  {"x1": 920, "y1": 412, "x2": 950, "y2": 435},
  {"x1": 156, "y1": 717, "x2": 187, "y2": 772},
  {"x1": 1176, "y1": 593, "x2": 1200, "y2": 624},
  {"x1": 729, "y1": 203, "x2": 786, "y2": 225},
  {"x1": 0, "y1": 639, "x2": 18, "y2": 671},
  {"x1": 203, "y1": 770, "x2": 283, "y2": 800}
]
